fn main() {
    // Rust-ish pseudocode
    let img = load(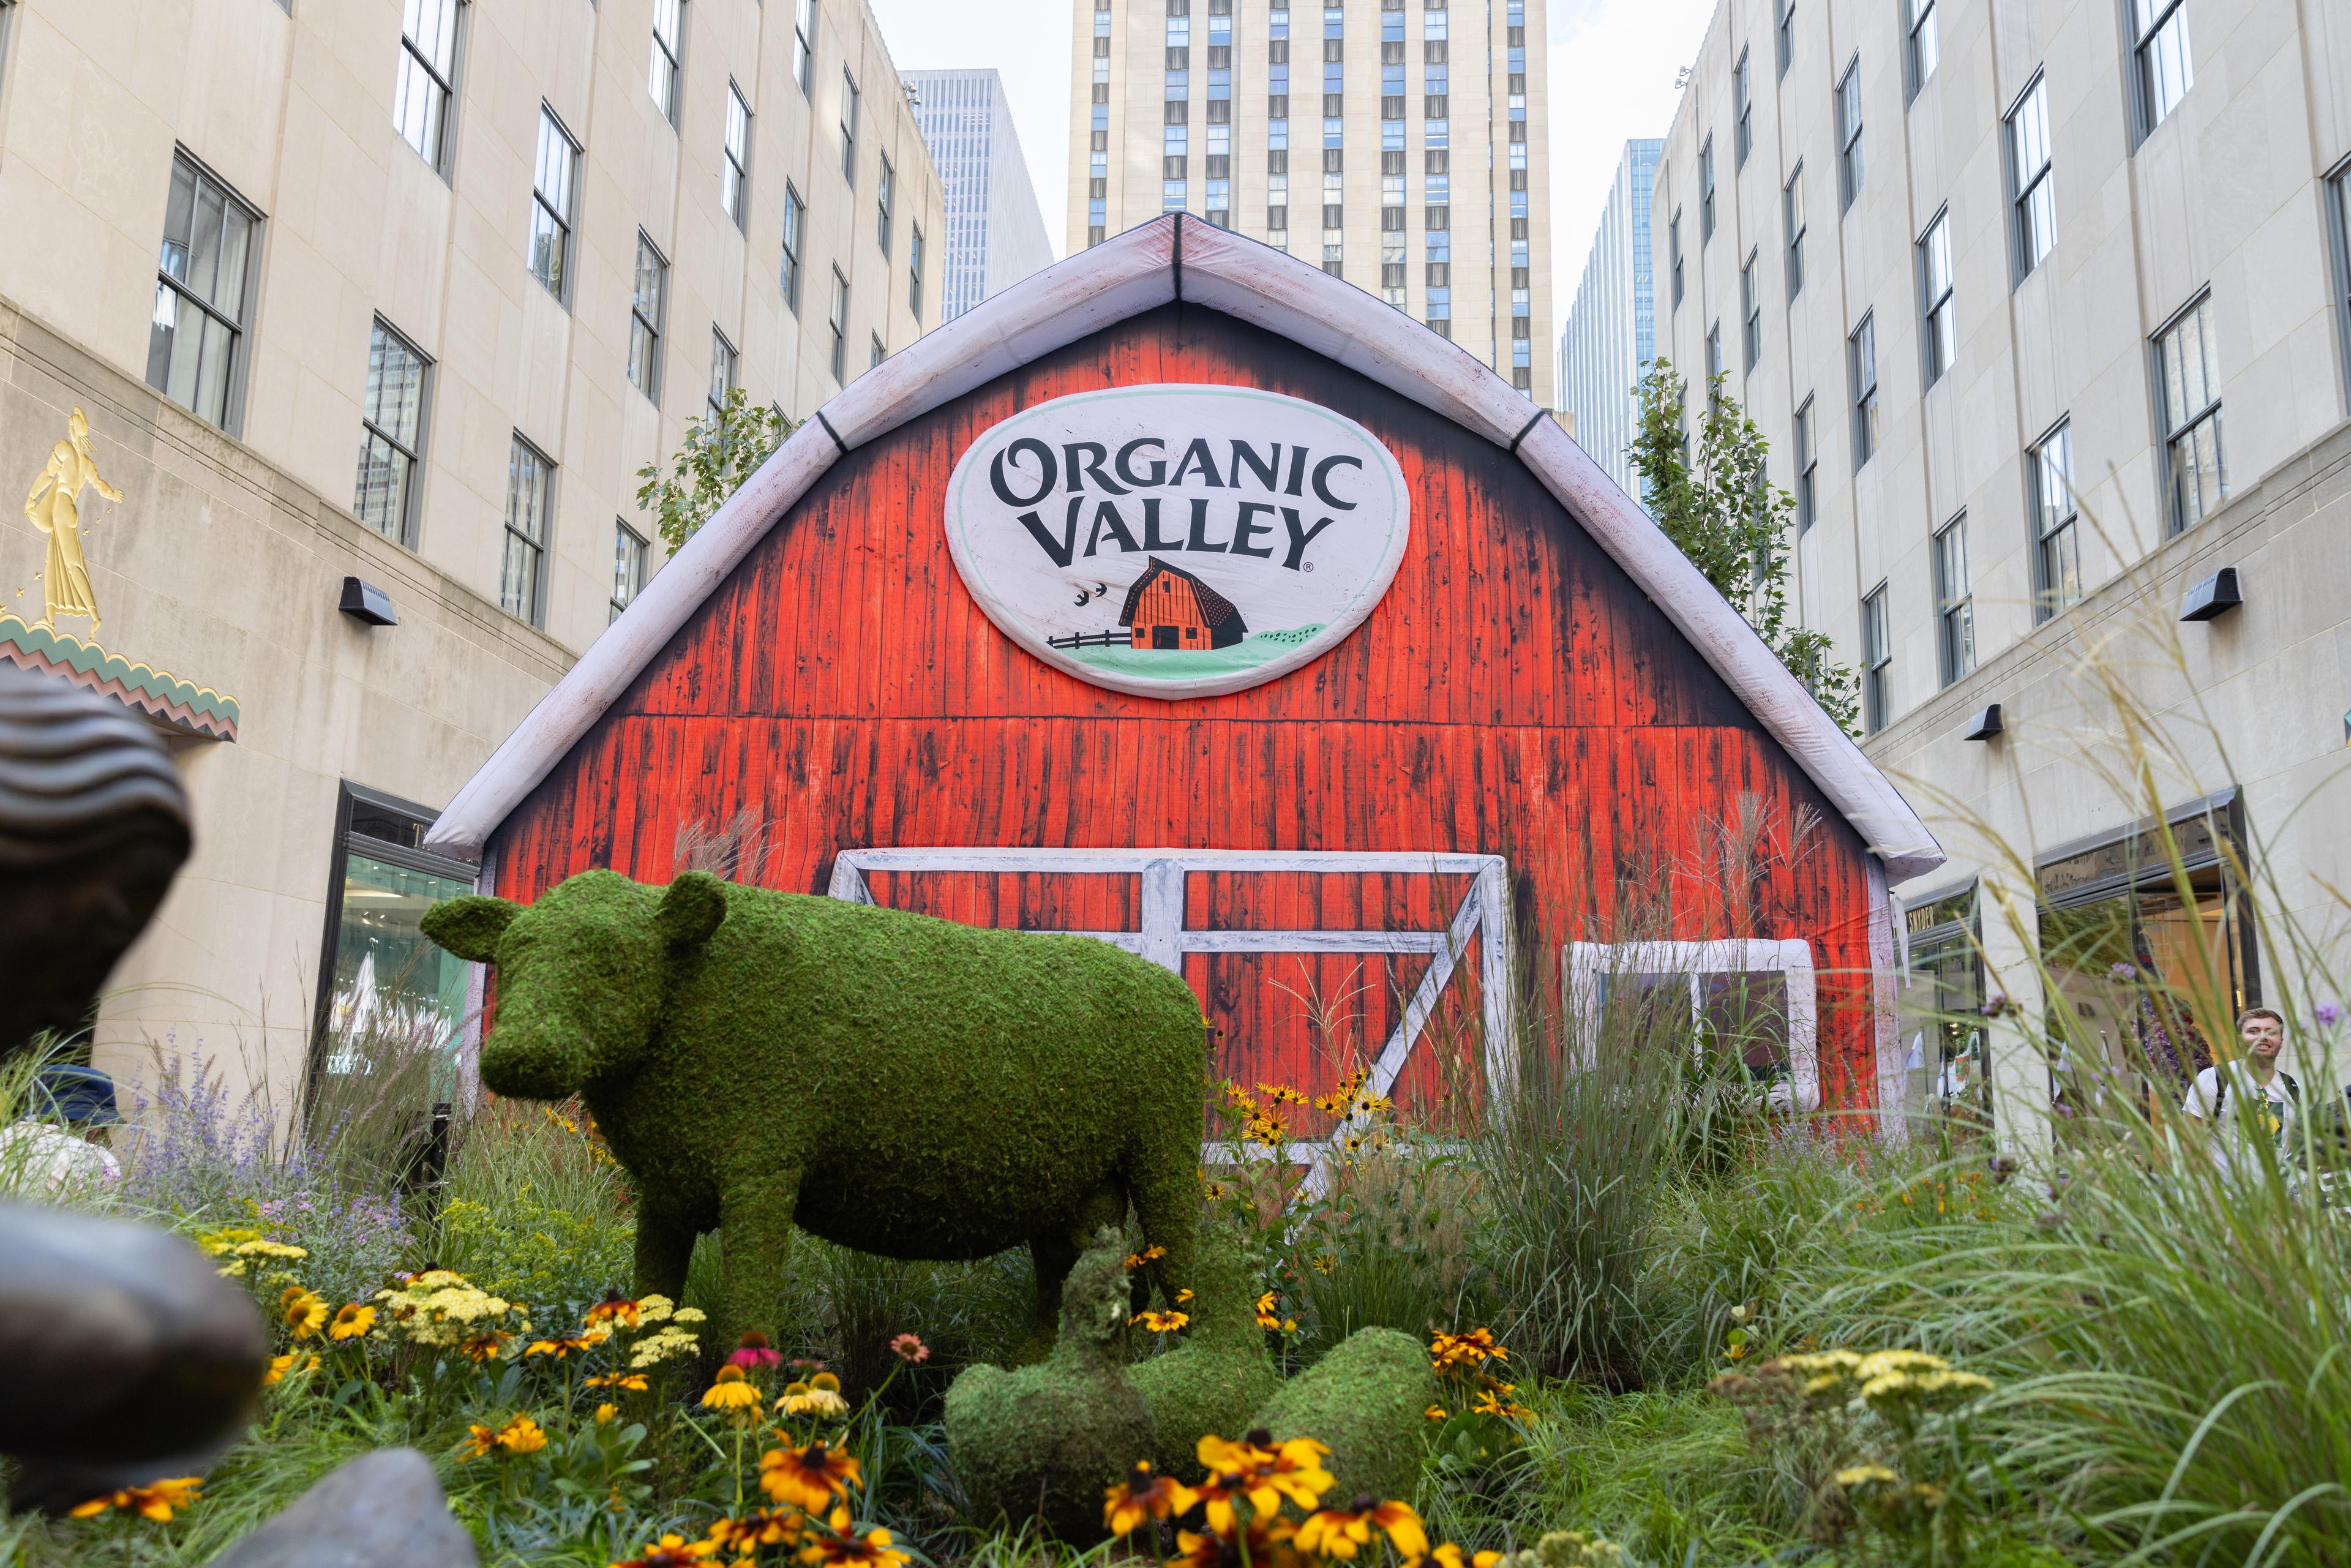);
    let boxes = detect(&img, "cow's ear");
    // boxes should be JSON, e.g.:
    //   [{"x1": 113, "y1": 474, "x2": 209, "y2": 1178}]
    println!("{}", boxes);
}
[
  {"x1": 421, "y1": 895, "x2": 522, "y2": 962},
  {"x1": 658, "y1": 870, "x2": 729, "y2": 950}
]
